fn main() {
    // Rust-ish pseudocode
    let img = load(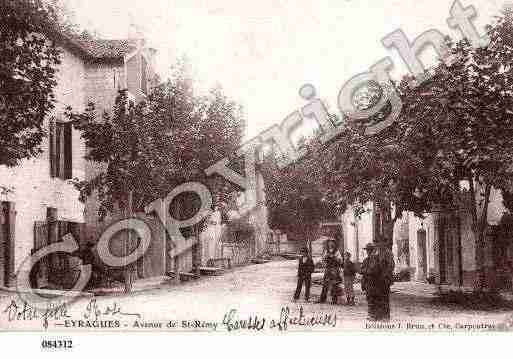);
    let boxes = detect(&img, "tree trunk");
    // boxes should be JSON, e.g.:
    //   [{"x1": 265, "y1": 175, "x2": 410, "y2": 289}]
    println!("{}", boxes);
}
[
  {"x1": 475, "y1": 228, "x2": 486, "y2": 291},
  {"x1": 124, "y1": 190, "x2": 134, "y2": 294},
  {"x1": 468, "y1": 177, "x2": 492, "y2": 292},
  {"x1": 374, "y1": 198, "x2": 396, "y2": 247},
  {"x1": 455, "y1": 212, "x2": 463, "y2": 287},
  {"x1": 475, "y1": 183, "x2": 492, "y2": 291}
]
